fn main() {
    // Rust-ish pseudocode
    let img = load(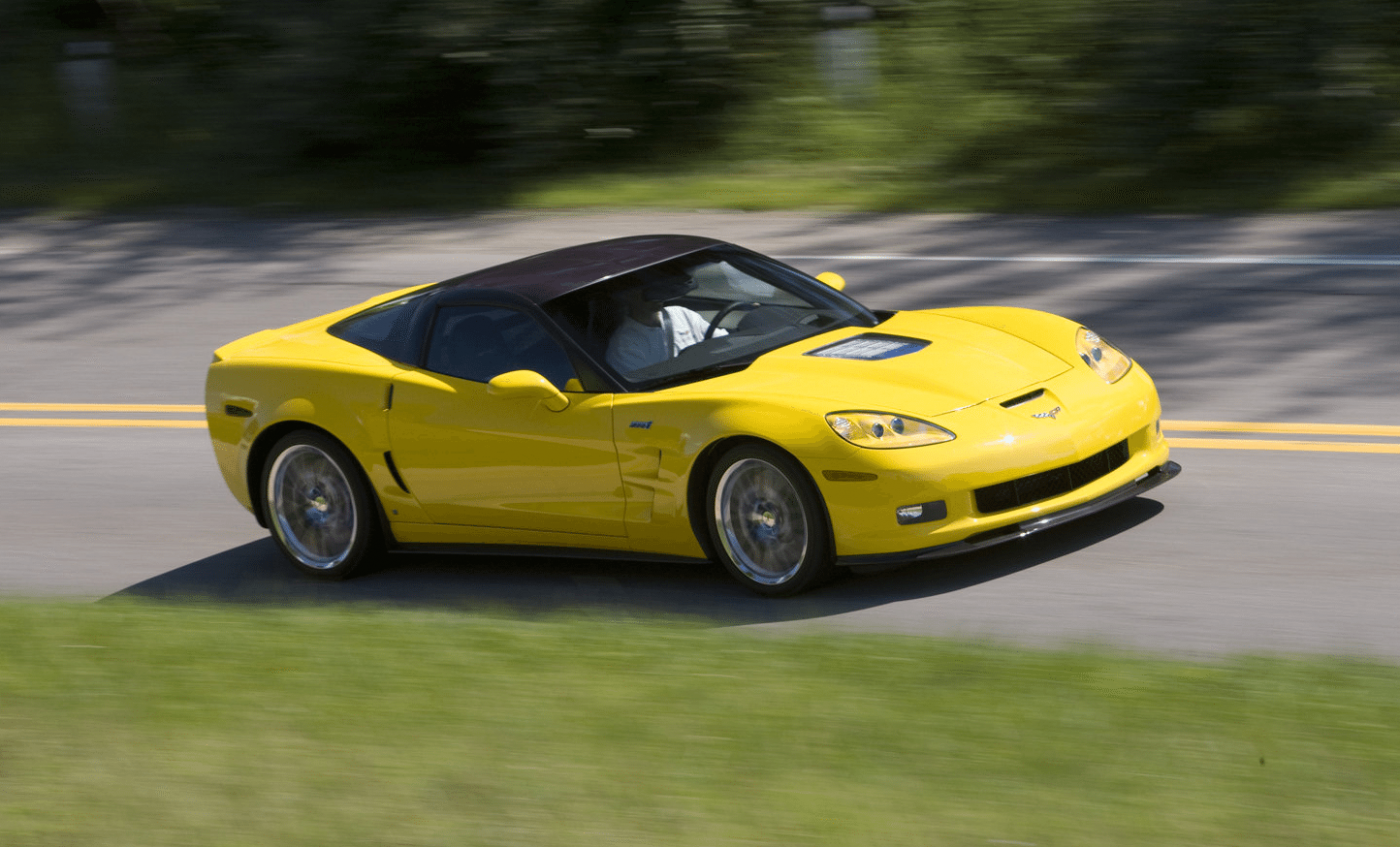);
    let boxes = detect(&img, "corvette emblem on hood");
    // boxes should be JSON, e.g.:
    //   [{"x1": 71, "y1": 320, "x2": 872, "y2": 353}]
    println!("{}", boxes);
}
[{"x1": 1032, "y1": 406, "x2": 1063, "y2": 420}]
